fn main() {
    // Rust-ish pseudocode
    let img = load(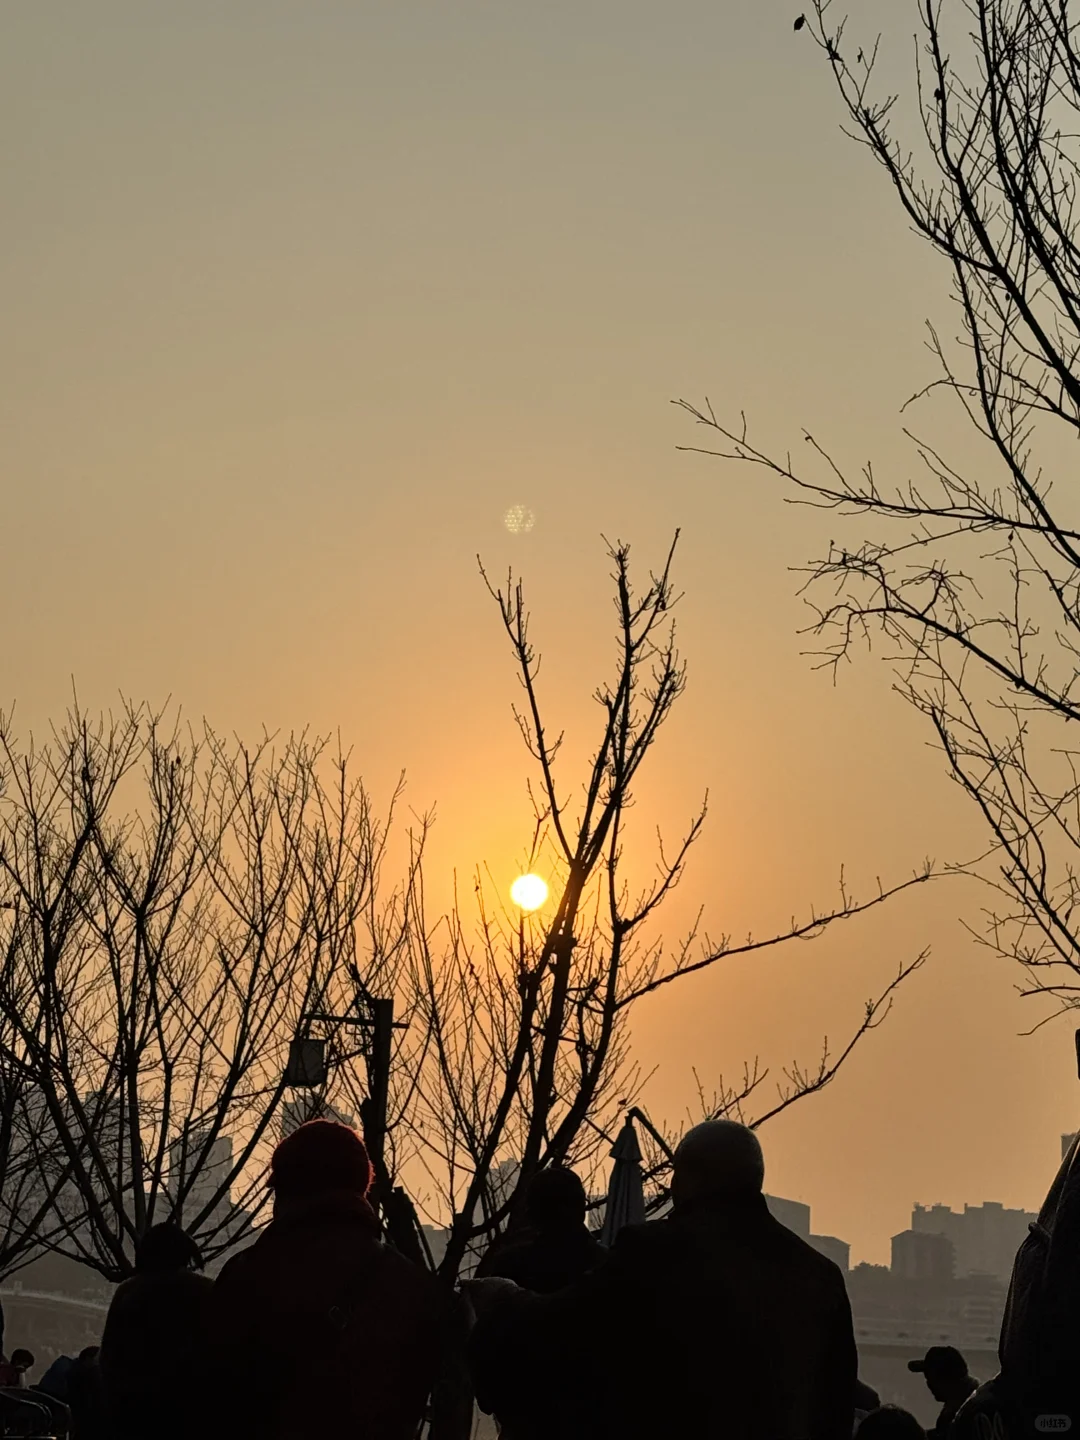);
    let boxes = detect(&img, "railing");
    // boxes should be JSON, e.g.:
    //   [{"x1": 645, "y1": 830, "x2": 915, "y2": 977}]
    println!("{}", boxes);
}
[
  {"x1": 852, "y1": 1315, "x2": 999, "y2": 1350},
  {"x1": 0, "y1": 1287, "x2": 108, "y2": 1314}
]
